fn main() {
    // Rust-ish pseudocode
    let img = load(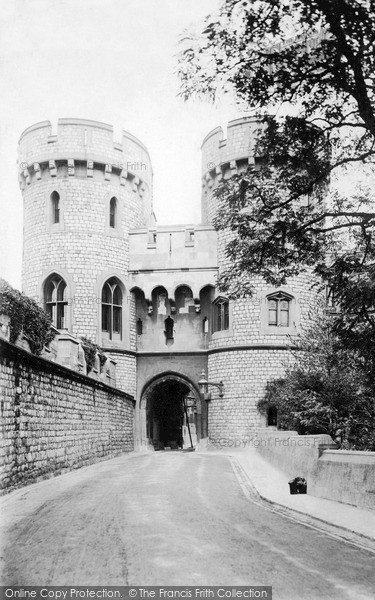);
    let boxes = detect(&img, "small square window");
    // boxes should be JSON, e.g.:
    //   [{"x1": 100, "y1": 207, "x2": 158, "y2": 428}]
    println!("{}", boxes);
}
[{"x1": 267, "y1": 293, "x2": 291, "y2": 327}]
